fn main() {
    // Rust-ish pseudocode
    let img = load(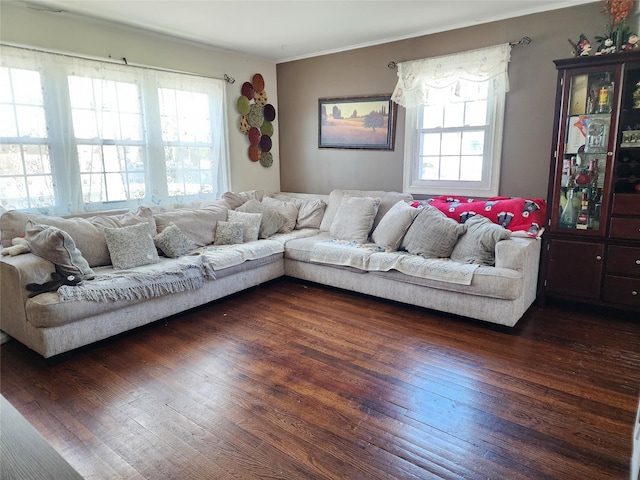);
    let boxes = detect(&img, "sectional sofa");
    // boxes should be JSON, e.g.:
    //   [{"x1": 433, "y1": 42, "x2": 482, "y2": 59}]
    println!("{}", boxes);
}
[{"x1": 0, "y1": 189, "x2": 544, "y2": 359}]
